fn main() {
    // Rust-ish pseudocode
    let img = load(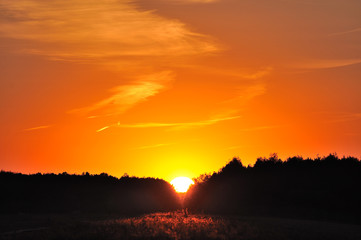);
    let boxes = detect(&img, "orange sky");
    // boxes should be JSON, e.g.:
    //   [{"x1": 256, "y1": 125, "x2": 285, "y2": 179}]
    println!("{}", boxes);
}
[{"x1": 1, "y1": 0, "x2": 360, "y2": 181}]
